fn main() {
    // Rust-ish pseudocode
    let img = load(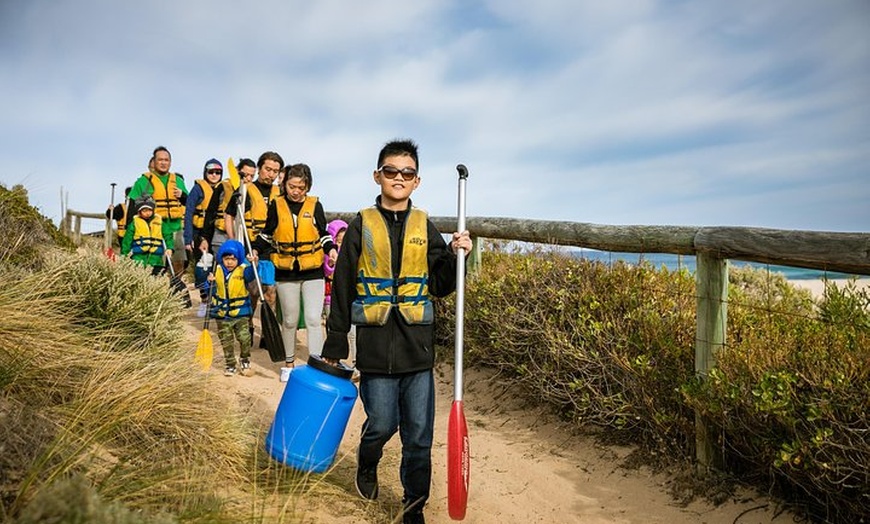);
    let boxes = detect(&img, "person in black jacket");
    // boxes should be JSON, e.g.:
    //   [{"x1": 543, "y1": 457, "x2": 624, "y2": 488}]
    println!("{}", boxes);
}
[{"x1": 322, "y1": 139, "x2": 472, "y2": 524}]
